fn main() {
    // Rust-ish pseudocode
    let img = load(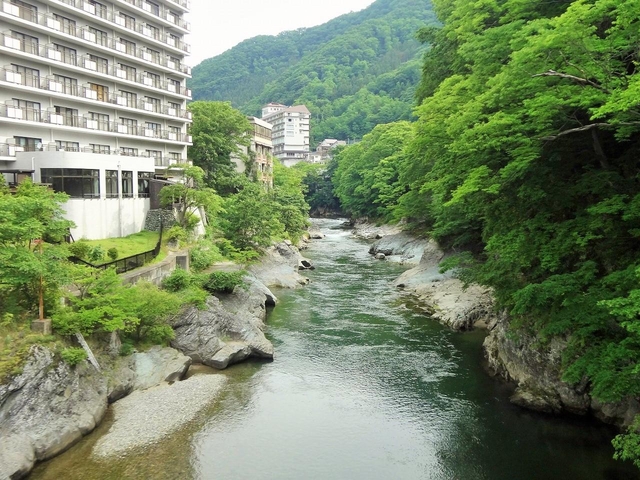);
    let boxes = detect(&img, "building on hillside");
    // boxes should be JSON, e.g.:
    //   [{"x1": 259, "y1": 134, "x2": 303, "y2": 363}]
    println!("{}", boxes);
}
[
  {"x1": 0, "y1": 0, "x2": 193, "y2": 239},
  {"x1": 316, "y1": 138, "x2": 346, "y2": 160},
  {"x1": 231, "y1": 116, "x2": 273, "y2": 188},
  {"x1": 261, "y1": 103, "x2": 310, "y2": 167}
]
